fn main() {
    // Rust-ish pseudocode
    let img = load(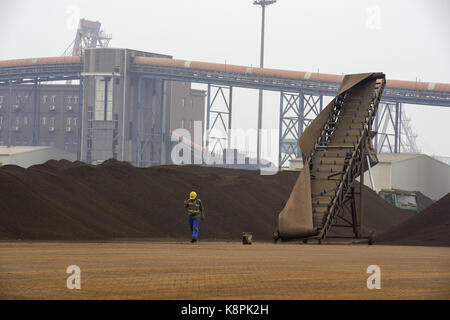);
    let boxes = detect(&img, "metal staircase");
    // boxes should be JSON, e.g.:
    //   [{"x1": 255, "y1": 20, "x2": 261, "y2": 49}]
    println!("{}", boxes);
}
[{"x1": 308, "y1": 74, "x2": 386, "y2": 241}]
